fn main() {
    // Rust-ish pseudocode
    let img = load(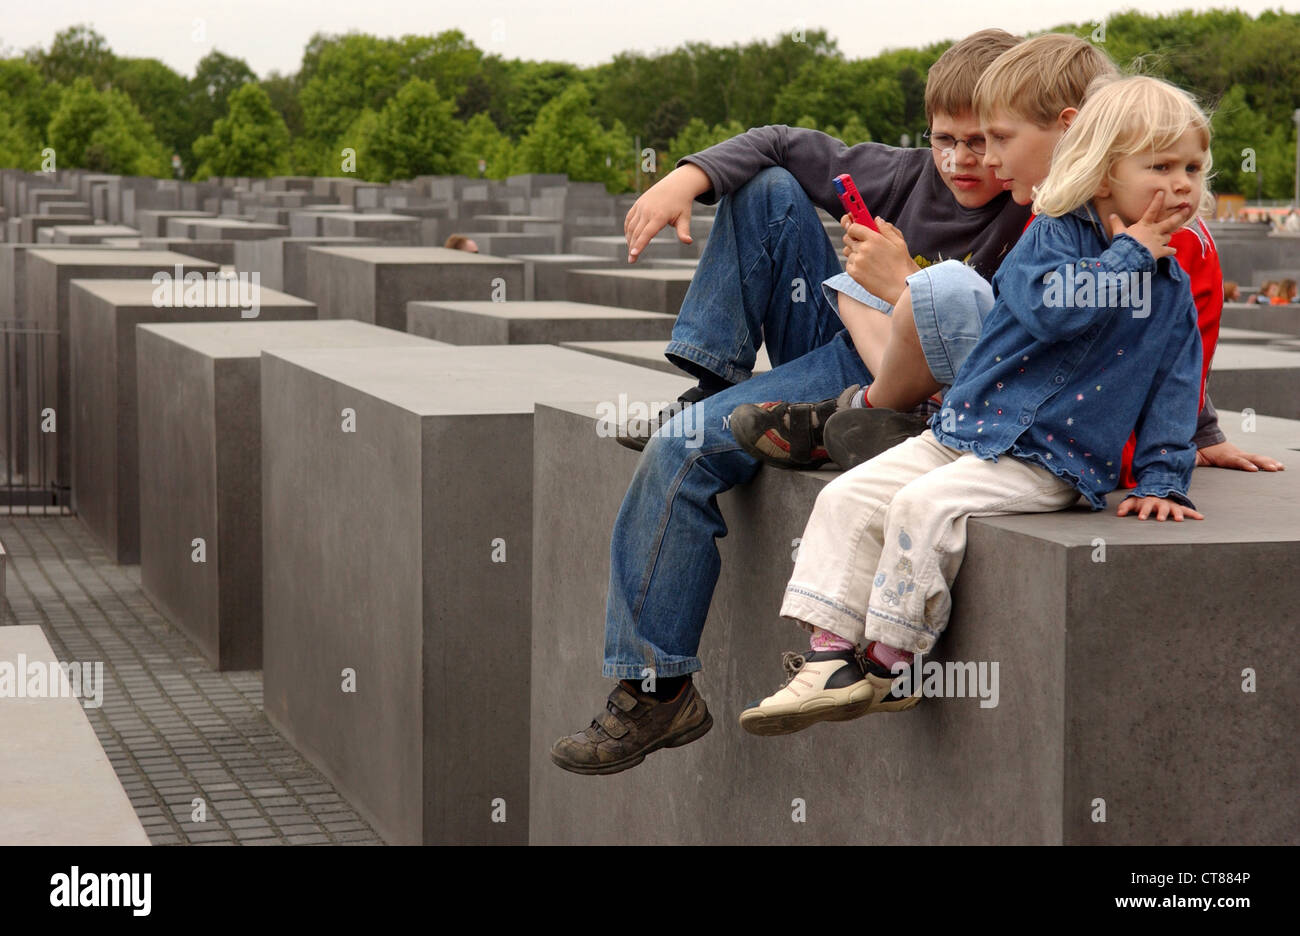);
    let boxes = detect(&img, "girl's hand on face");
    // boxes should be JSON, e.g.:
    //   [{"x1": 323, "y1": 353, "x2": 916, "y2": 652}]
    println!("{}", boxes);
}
[
  {"x1": 1107, "y1": 190, "x2": 1193, "y2": 261},
  {"x1": 1117, "y1": 494, "x2": 1204, "y2": 521}
]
